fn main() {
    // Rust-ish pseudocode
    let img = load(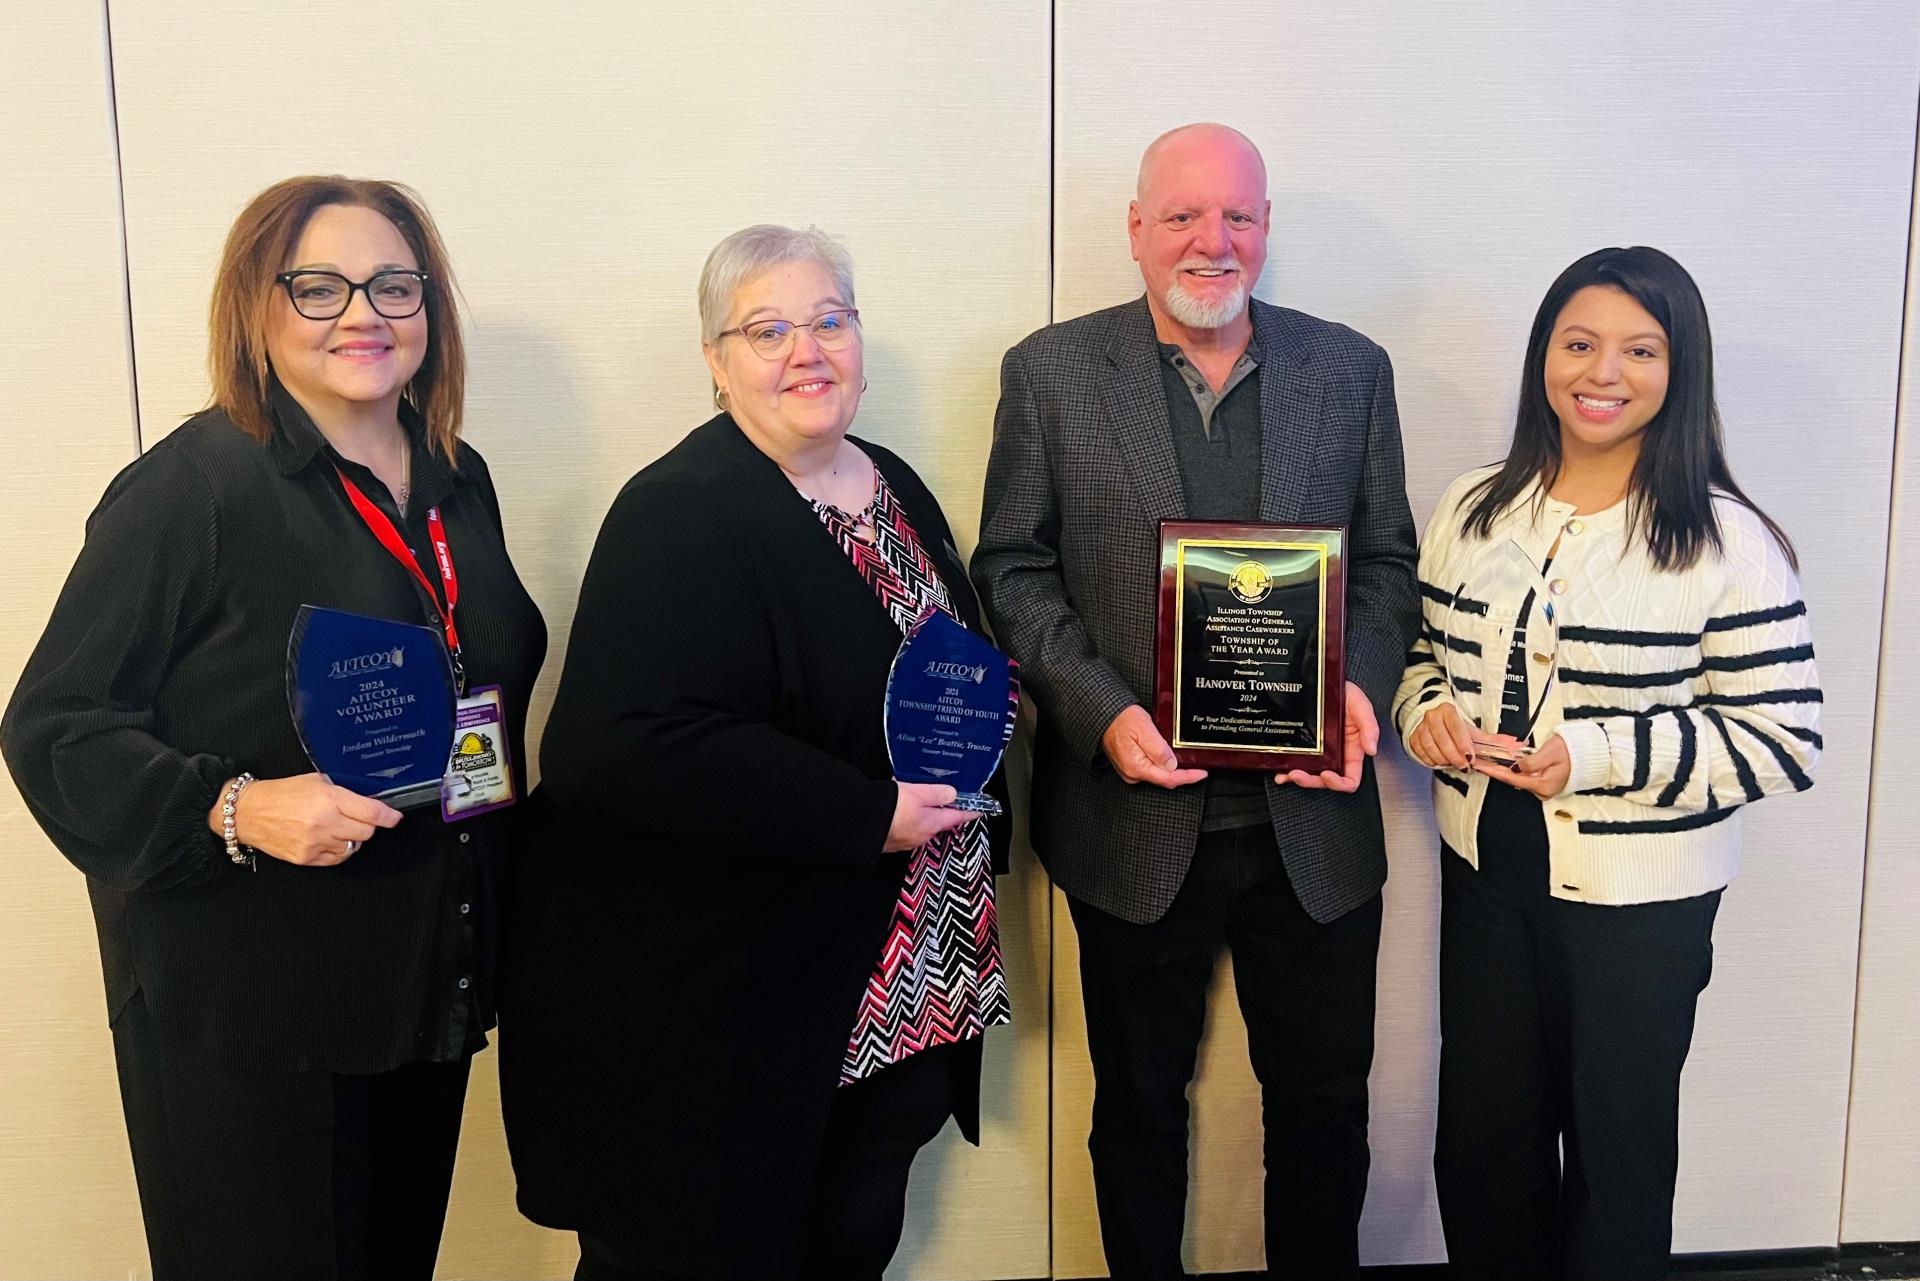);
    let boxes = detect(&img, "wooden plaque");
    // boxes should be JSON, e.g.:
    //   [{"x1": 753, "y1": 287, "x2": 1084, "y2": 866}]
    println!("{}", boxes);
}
[{"x1": 1153, "y1": 520, "x2": 1347, "y2": 773}]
